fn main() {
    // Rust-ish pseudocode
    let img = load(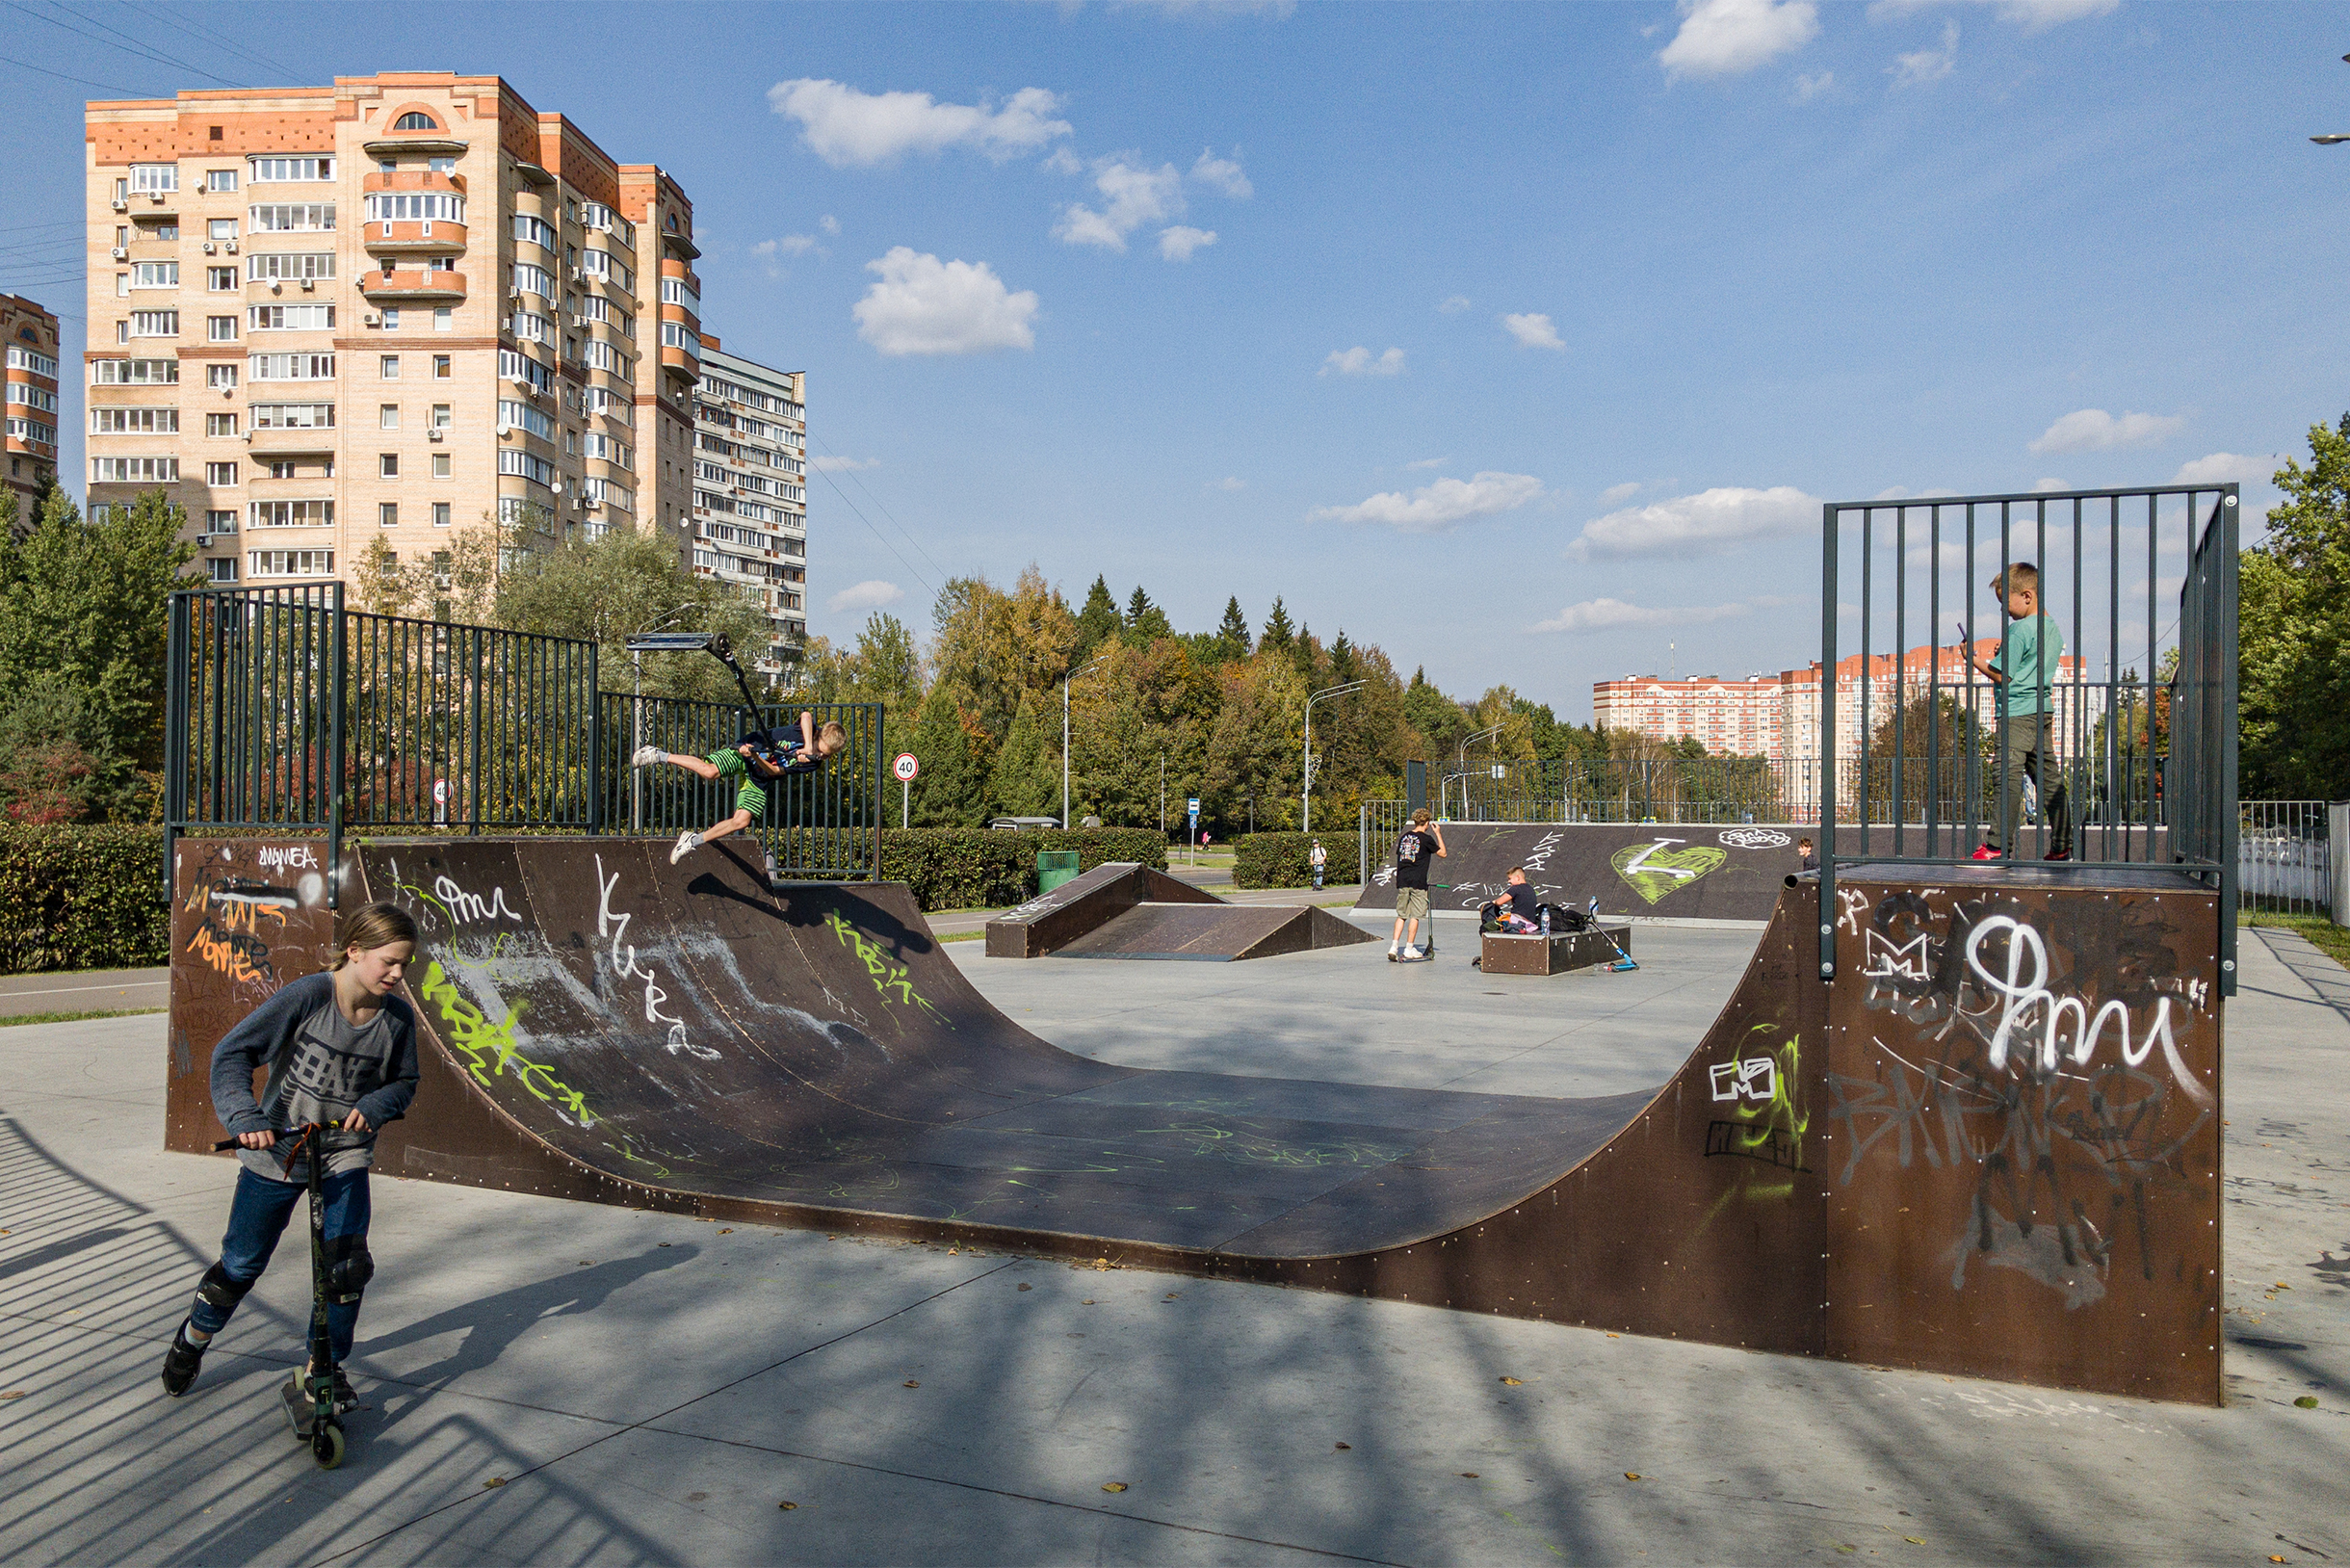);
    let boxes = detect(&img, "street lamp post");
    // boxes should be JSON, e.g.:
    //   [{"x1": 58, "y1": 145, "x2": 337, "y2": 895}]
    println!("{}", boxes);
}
[
  {"x1": 1302, "y1": 680, "x2": 1366, "y2": 833},
  {"x1": 1062, "y1": 652, "x2": 1108, "y2": 829},
  {"x1": 1451, "y1": 720, "x2": 1504, "y2": 821}
]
